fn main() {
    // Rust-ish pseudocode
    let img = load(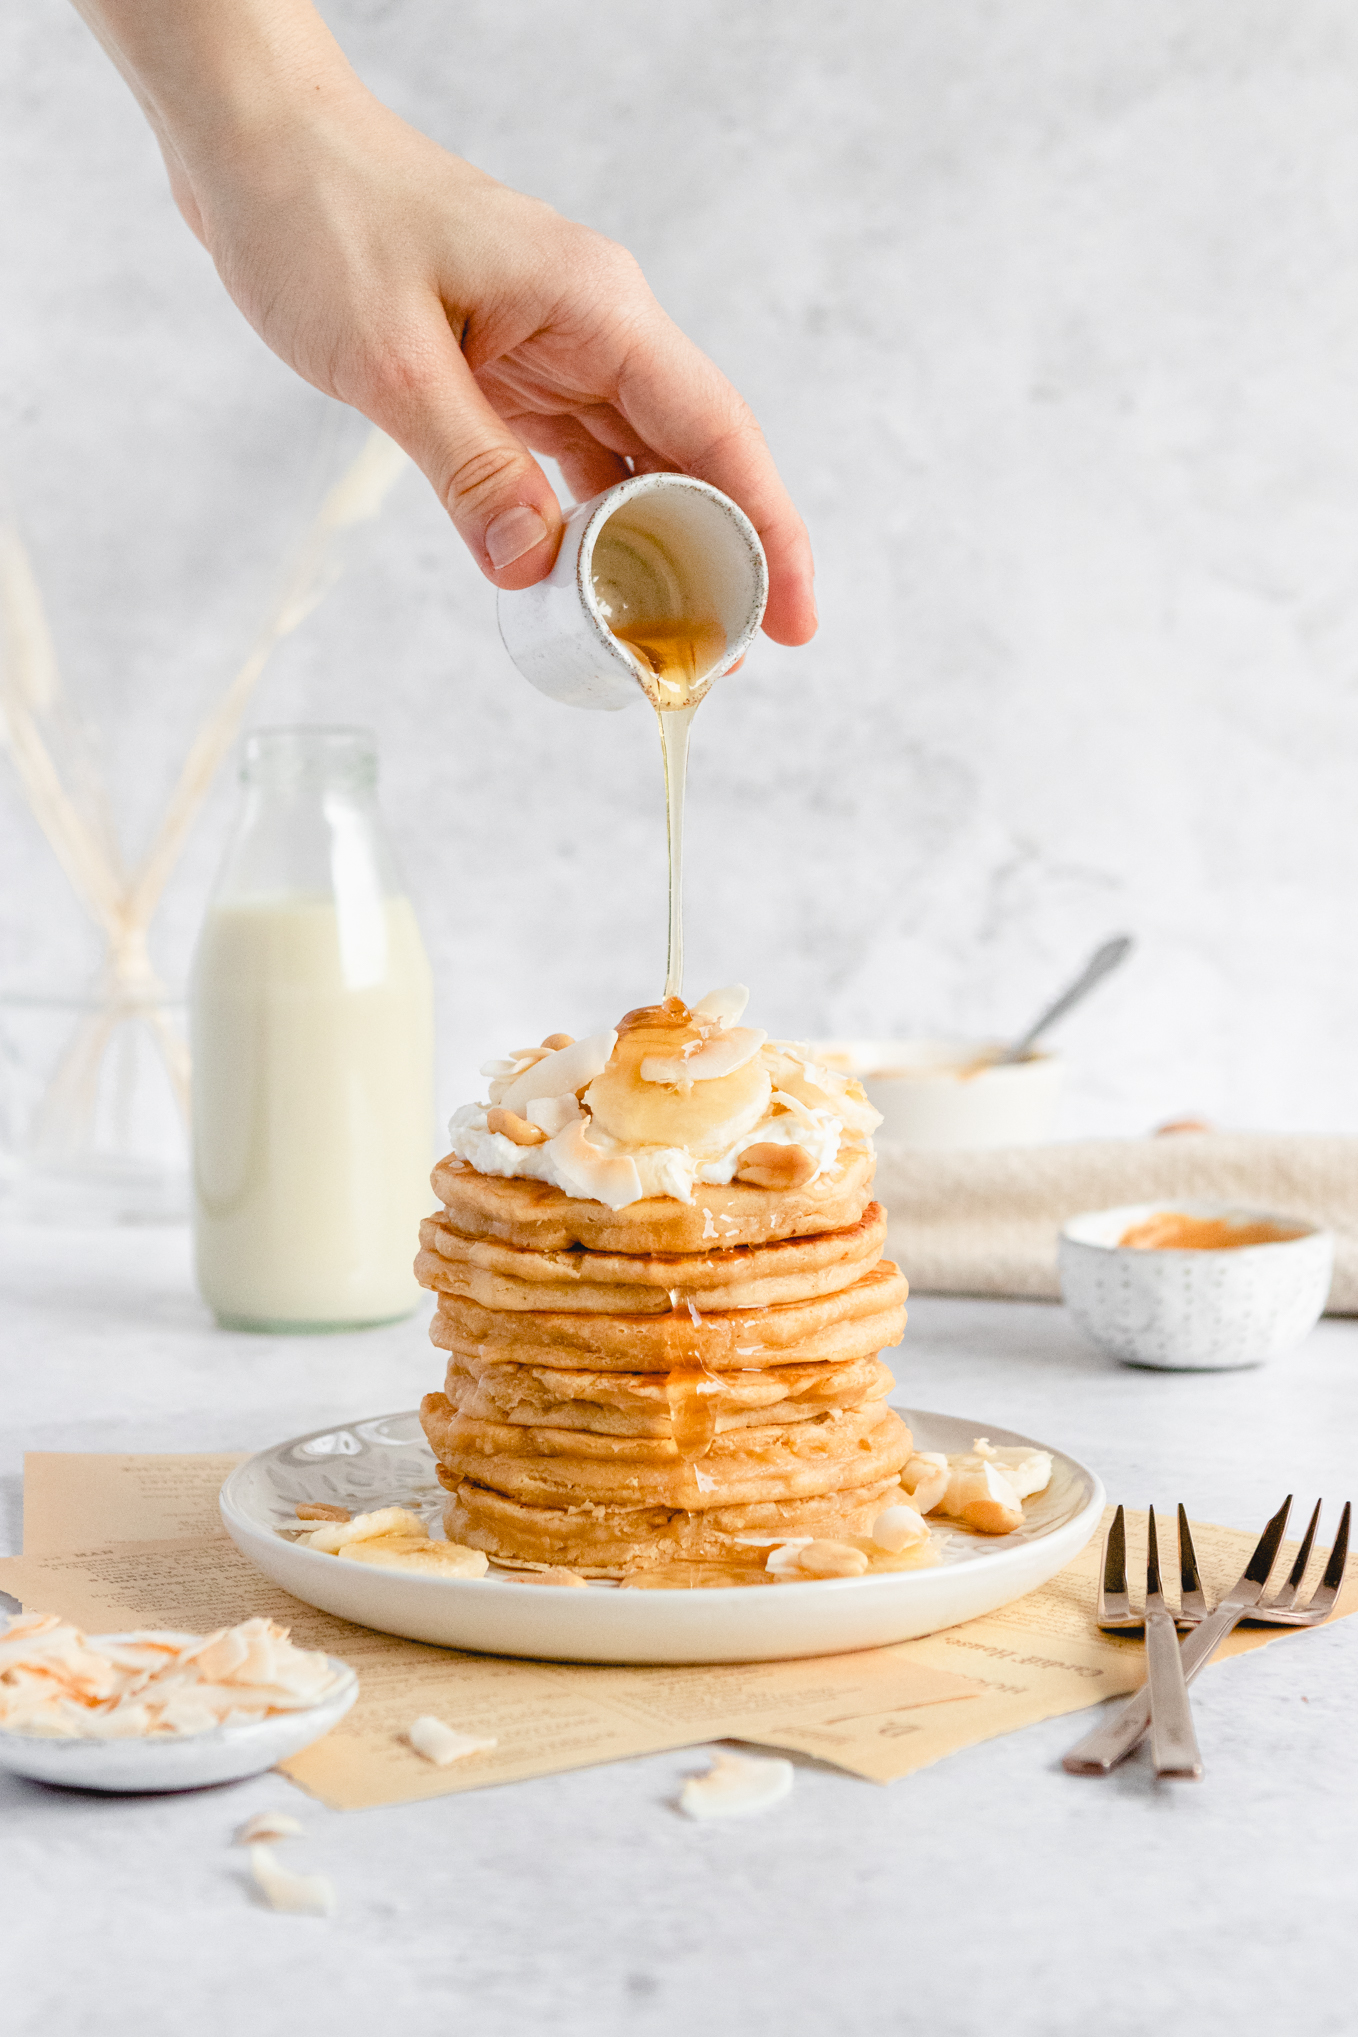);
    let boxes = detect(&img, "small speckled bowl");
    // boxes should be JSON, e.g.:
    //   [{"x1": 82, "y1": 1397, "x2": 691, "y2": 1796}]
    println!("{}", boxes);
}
[{"x1": 1058, "y1": 1202, "x2": 1333, "y2": 1371}]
